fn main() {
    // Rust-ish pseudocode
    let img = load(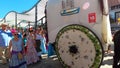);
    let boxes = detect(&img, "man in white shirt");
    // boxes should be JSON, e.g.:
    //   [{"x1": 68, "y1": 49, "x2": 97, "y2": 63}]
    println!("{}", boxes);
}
[{"x1": 0, "y1": 23, "x2": 9, "y2": 64}]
